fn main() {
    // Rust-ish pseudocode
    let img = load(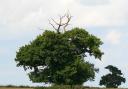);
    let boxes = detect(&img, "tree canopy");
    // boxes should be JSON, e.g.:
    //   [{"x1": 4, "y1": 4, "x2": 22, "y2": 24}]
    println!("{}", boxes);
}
[{"x1": 99, "y1": 65, "x2": 126, "y2": 88}]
